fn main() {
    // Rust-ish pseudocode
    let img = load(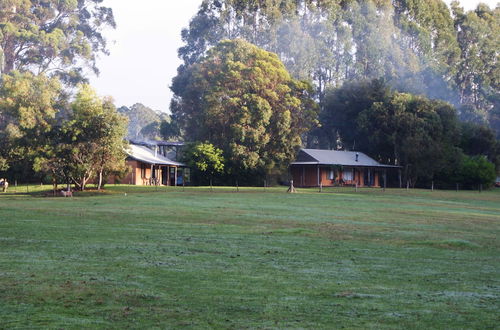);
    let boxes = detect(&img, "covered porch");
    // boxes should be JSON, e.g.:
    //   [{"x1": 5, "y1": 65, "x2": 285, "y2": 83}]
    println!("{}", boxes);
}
[{"x1": 123, "y1": 144, "x2": 190, "y2": 186}]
